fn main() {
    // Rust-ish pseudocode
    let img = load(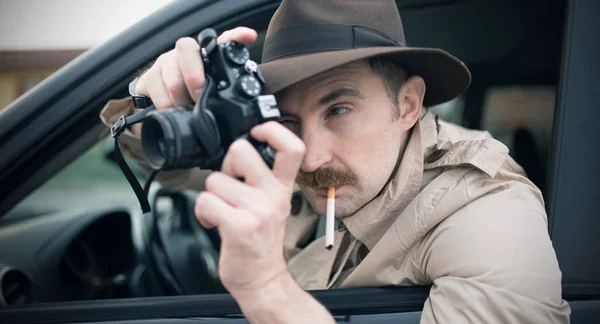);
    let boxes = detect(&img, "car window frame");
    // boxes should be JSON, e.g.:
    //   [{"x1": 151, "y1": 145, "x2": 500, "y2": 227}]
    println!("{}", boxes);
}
[
  {"x1": 0, "y1": 0, "x2": 277, "y2": 217},
  {"x1": 2, "y1": 0, "x2": 600, "y2": 322},
  {"x1": 546, "y1": 0, "x2": 600, "y2": 294}
]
